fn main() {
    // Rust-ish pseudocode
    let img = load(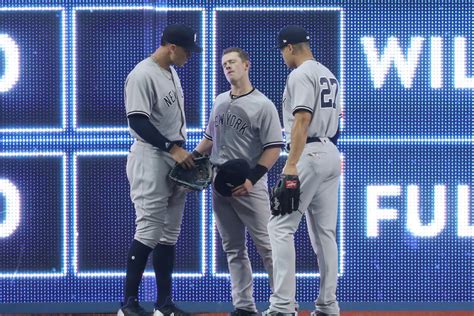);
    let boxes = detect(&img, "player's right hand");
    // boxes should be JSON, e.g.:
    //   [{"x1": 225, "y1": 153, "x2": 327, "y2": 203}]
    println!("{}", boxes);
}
[
  {"x1": 169, "y1": 146, "x2": 195, "y2": 169},
  {"x1": 231, "y1": 179, "x2": 253, "y2": 197}
]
